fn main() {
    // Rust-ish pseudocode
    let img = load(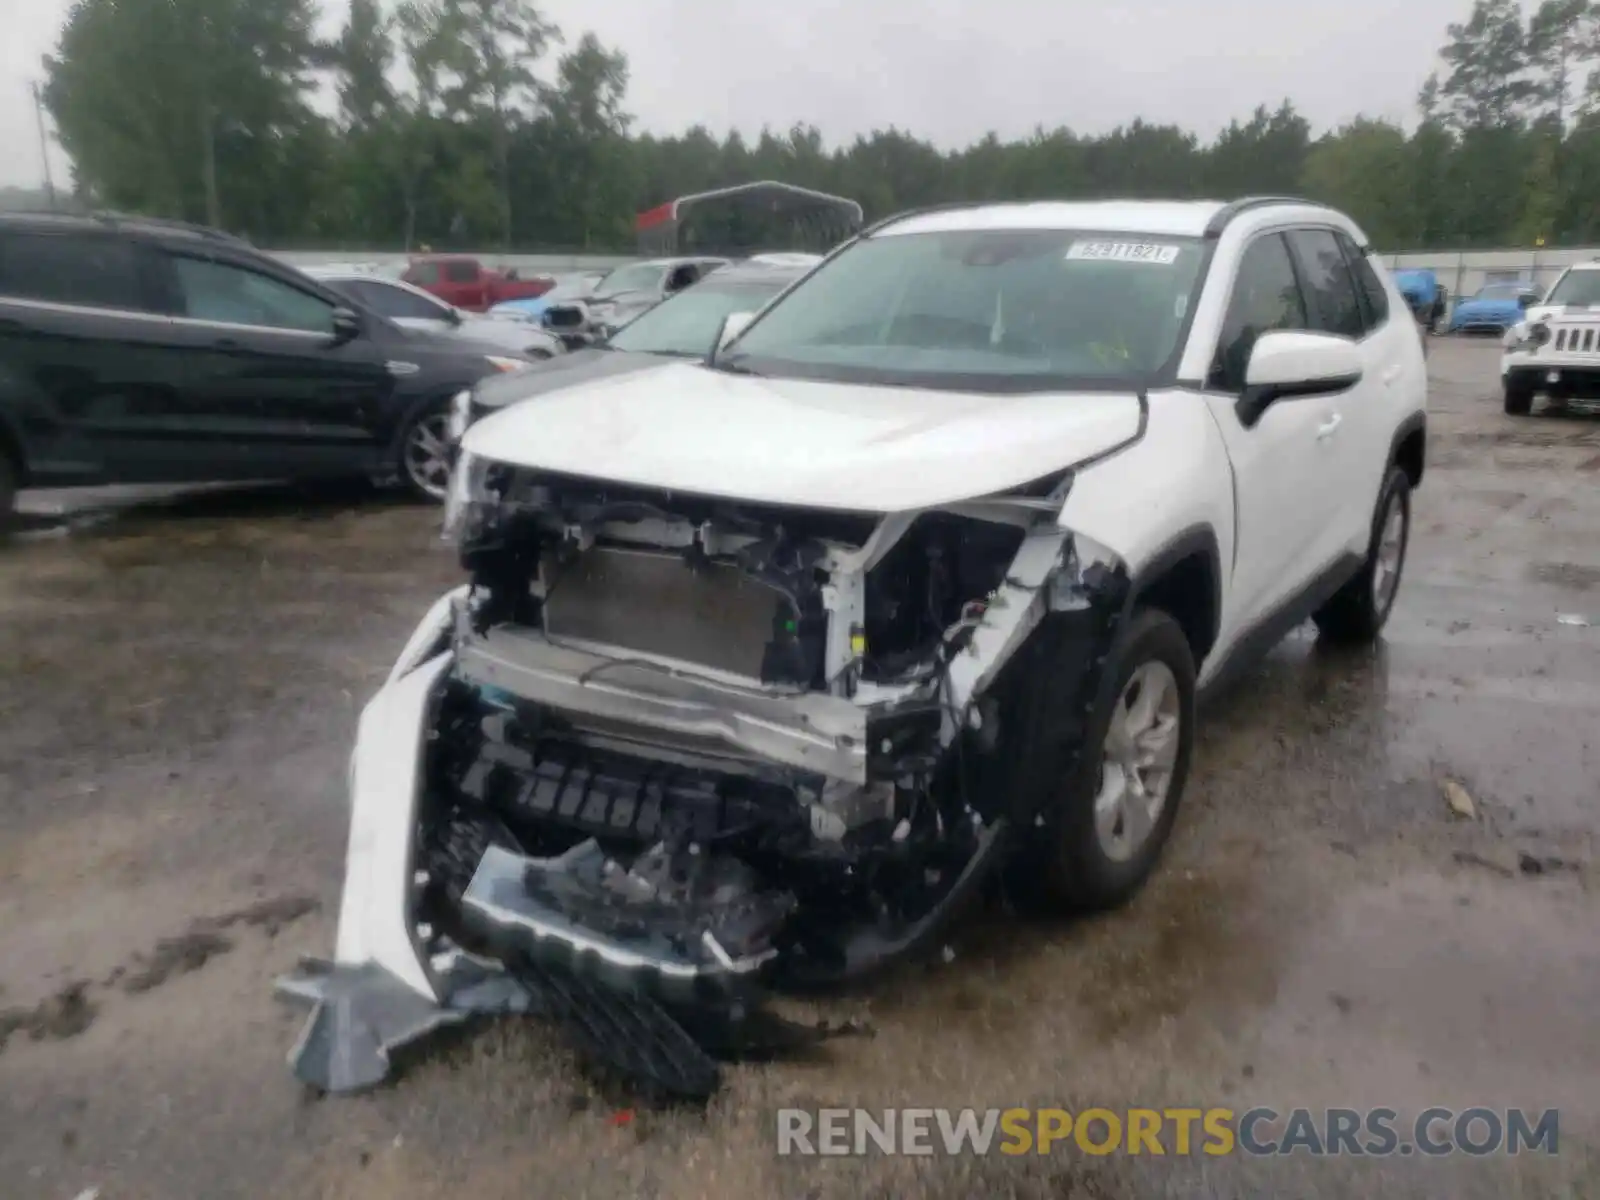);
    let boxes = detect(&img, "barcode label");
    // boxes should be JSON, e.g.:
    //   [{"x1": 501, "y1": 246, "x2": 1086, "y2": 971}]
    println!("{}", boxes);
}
[{"x1": 1066, "y1": 241, "x2": 1181, "y2": 265}]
